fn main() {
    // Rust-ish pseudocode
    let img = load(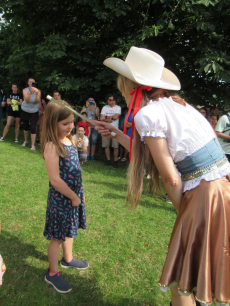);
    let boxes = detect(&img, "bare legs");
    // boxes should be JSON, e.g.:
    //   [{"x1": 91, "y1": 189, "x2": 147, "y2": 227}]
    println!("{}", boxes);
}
[
  {"x1": 15, "y1": 118, "x2": 20, "y2": 139},
  {"x1": 105, "y1": 146, "x2": 119, "y2": 161},
  {"x1": 31, "y1": 133, "x2": 36, "y2": 147},
  {"x1": 91, "y1": 143, "x2": 96, "y2": 157},
  {"x1": 105, "y1": 146, "x2": 110, "y2": 160},
  {"x1": 171, "y1": 286, "x2": 196, "y2": 306},
  {"x1": 114, "y1": 148, "x2": 118, "y2": 162},
  {"x1": 87, "y1": 142, "x2": 97, "y2": 157},
  {"x1": 48, "y1": 239, "x2": 62, "y2": 273},
  {"x1": 2, "y1": 116, "x2": 13, "y2": 138},
  {"x1": 48, "y1": 237, "x2": 74, "y2": 274},
  {"x1": 23, "y1": 131, "x2": 36, "y2": 147},
  {"x1": 23, "y1": 130, "x2": 29, "y2": 143}
]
